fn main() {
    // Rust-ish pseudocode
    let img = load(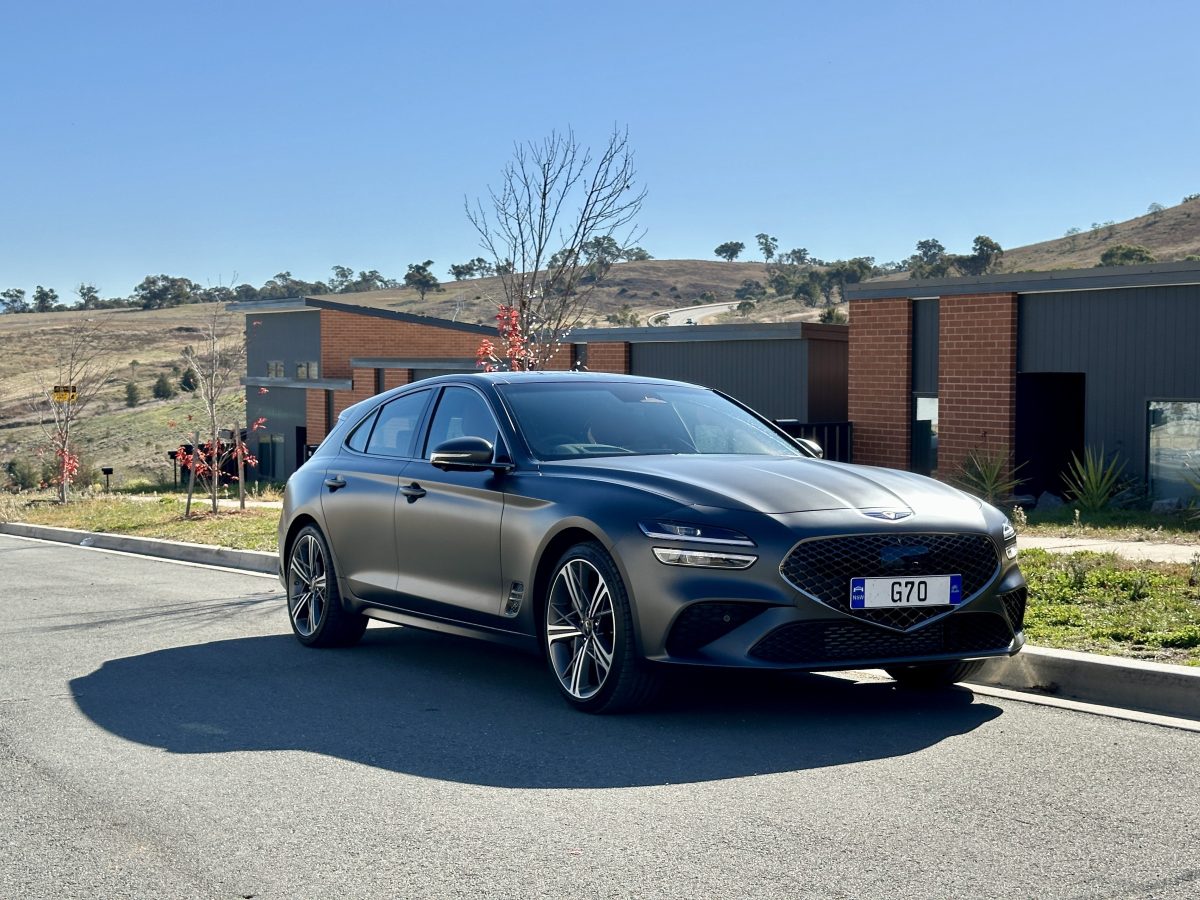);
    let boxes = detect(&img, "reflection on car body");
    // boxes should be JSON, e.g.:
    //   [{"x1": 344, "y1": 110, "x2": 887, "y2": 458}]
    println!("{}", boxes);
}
[{"x1": 279, "y1": 373, "x2": 1026, "y2": 713}]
